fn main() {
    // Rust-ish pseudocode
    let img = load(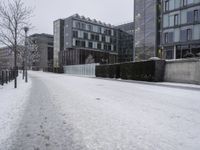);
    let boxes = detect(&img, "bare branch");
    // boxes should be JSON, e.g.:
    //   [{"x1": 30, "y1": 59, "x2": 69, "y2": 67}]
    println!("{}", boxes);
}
[{"x1": 0, "y1": 0, "x2": 33, "y2": 55}]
